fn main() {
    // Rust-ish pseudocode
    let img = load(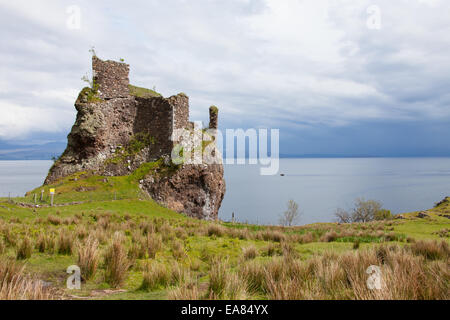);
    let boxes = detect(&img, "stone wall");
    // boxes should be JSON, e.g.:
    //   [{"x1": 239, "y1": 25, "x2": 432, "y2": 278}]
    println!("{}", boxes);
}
[
  {"x1": 209, "y1": 106, "x2": 219, "y2": 129},
  {"x1": 92, "y1": 56, "x2": 130, "y2": 99},
  {"x1": 169, "y1": 94, "x2": 190, "y2": 130},
  {"x1": 45, "y1": 56, "x2": 225, "y2": 220},
  {"x1": 134, "y1": 97, "x2": 174, "y2": 159}
]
